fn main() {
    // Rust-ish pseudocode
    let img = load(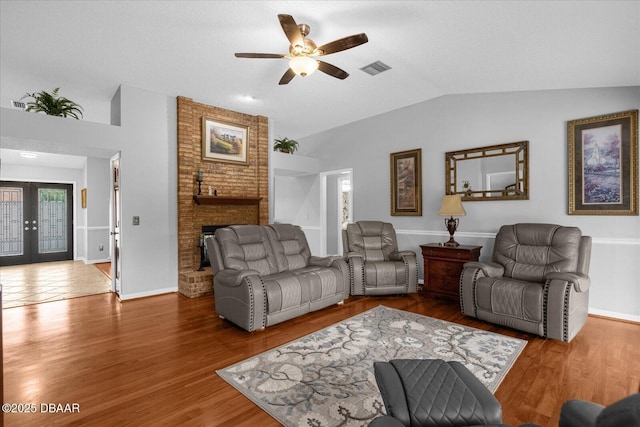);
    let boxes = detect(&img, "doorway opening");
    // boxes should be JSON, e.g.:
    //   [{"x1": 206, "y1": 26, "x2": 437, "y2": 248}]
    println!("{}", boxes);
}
[
  {"x1": 110, "y1": 153, "x2": 121, "y2": 296},
  {"x1": 320, "y1": 169, "x2": 353, "y2": 256}
]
